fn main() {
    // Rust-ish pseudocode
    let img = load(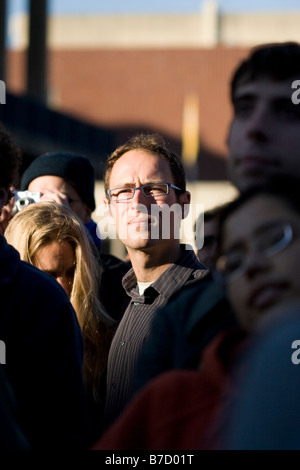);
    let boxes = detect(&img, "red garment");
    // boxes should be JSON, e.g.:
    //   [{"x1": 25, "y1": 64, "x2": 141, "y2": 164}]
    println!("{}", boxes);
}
[{"x1": 92, "y1": 330, "x2": 245, "y2": 450}]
